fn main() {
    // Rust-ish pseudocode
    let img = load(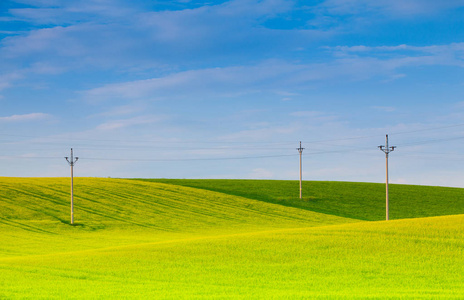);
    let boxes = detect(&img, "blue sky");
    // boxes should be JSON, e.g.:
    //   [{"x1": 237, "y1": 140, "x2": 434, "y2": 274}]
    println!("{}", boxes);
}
[{"x1": 1, "y1": 0, "x2": 464, "y2": 187}]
